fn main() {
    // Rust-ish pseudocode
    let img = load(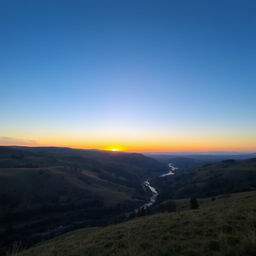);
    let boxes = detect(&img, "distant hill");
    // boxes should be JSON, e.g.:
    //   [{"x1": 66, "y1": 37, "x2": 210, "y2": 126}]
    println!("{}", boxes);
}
[
  {"x1": 0, "y1": 146, "x2": 165, "y2": 252},
  {"x1": 179, "y1": 153, "x2": 256, "y2": 161},
  {"x1": 152, "y1": 158, "x2": 256, "y2": 201},
  {"x1": 146, "y1": 154, "x2": 207, "y2": 172},
  {"x1": 147, "y1": 152, "x2": 256, "y2": 172},
  {"x1": 15, "y1": 191, "x2": 256, "y2": 256}
]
